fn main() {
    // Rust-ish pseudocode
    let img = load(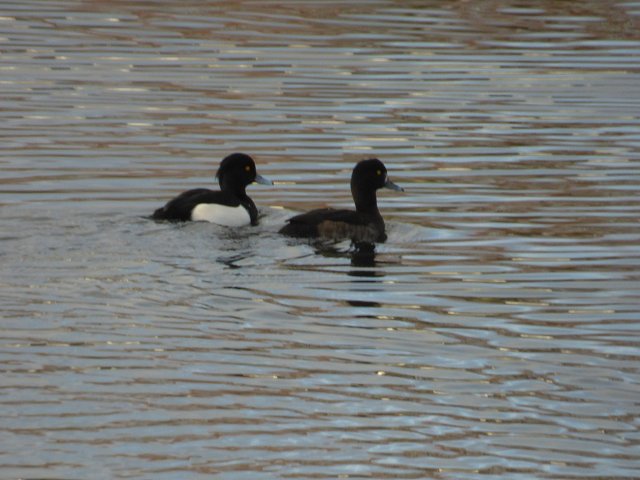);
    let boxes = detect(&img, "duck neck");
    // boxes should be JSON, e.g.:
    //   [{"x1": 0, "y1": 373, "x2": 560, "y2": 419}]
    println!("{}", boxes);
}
[
  {"x1": 351, "y1": 182, "x2": 380, "y2": 216},
  {"x1": 219, "y1": 176, "x2": 247, "y2": 198}
]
